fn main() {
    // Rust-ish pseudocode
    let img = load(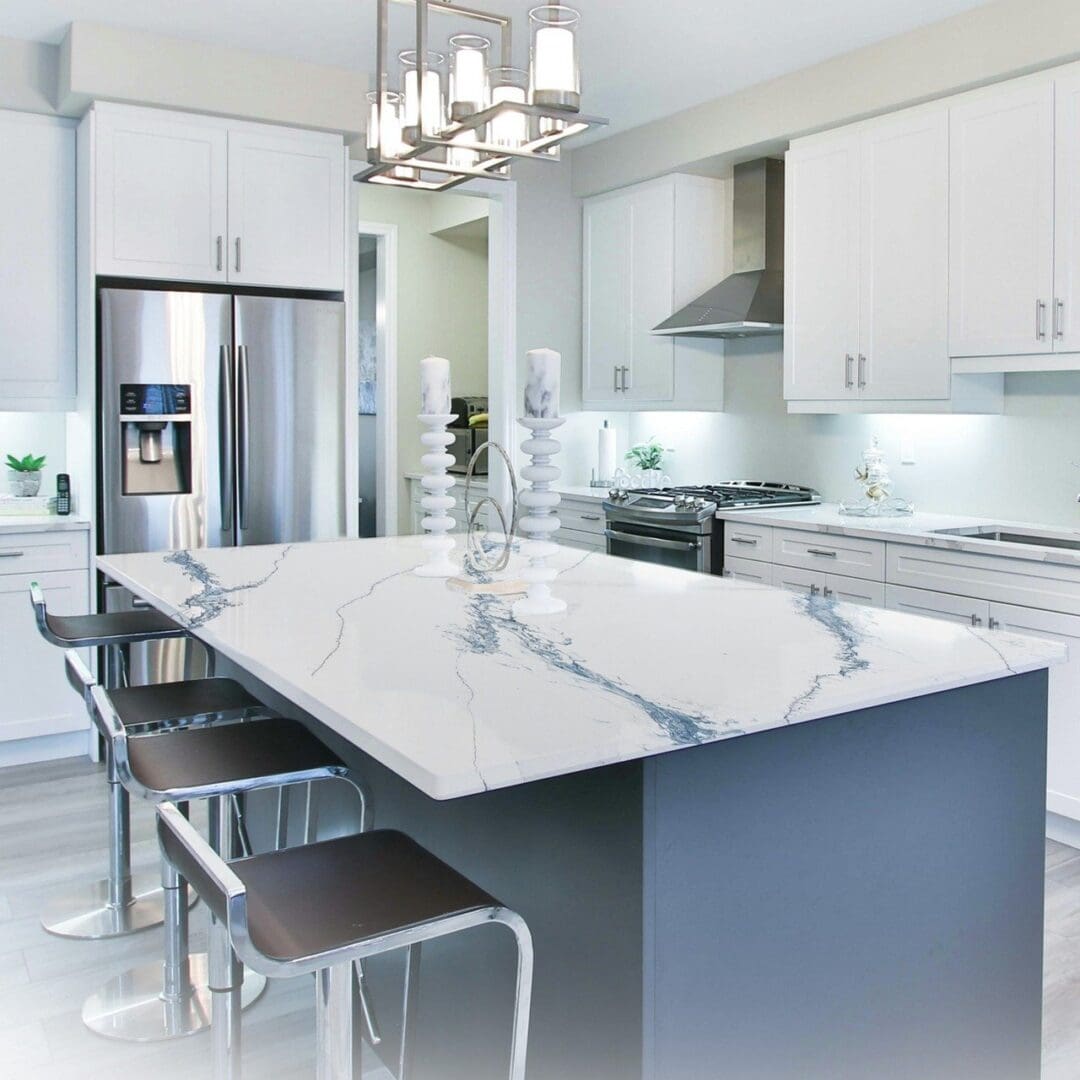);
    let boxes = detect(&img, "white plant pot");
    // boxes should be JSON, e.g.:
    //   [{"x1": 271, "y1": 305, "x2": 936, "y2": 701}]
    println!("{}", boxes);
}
[{"x1": 7, "y1": 470, "x2": 42, "y2": 497}]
